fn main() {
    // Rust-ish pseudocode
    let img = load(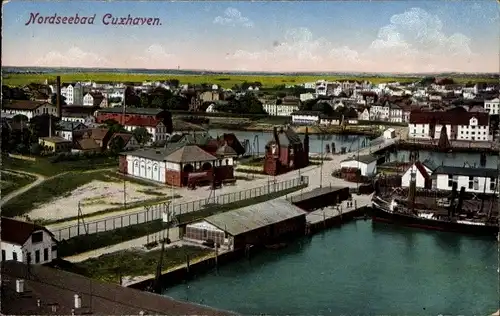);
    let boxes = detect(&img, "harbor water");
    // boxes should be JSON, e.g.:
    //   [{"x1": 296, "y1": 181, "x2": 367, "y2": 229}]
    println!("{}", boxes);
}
[
  {"x1": 207, "y1": 129, "x2": 371, "y2": 155},
  {"x1": 164, "y1": 221, "x2": 498, "y2": 315}
]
